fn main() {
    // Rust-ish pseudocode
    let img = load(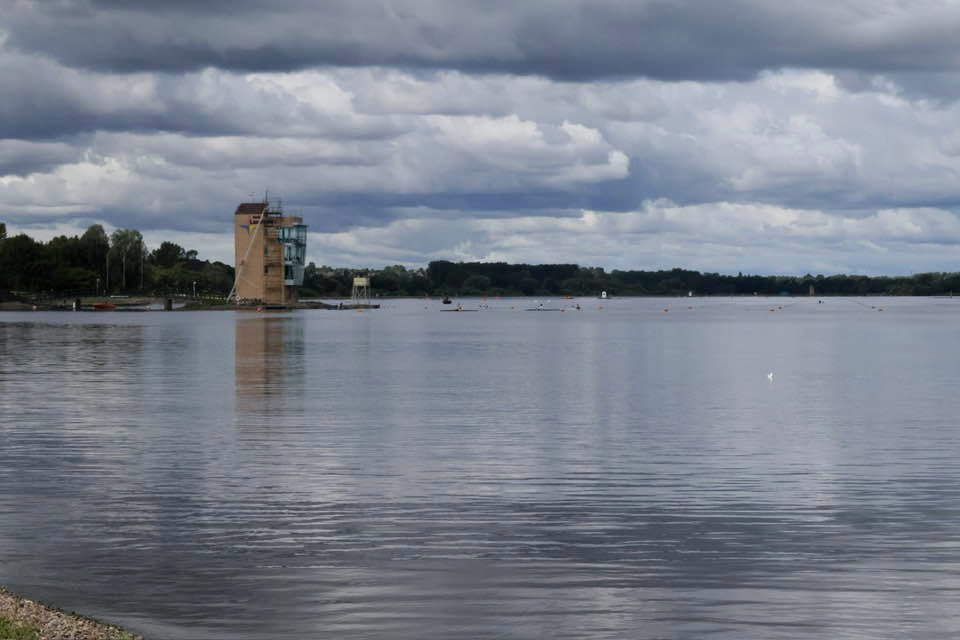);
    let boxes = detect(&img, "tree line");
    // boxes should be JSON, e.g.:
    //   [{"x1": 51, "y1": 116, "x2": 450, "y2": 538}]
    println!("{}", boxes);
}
[
  {"x1": 0, "y1": 224, "x2": 232, "y2": 296},
  {"x1": 301, "y1": 261, "x2": 960, "y2": 297},
  {"x1": 3, "y1": 225, "x2": 960, "y2": 297}
]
